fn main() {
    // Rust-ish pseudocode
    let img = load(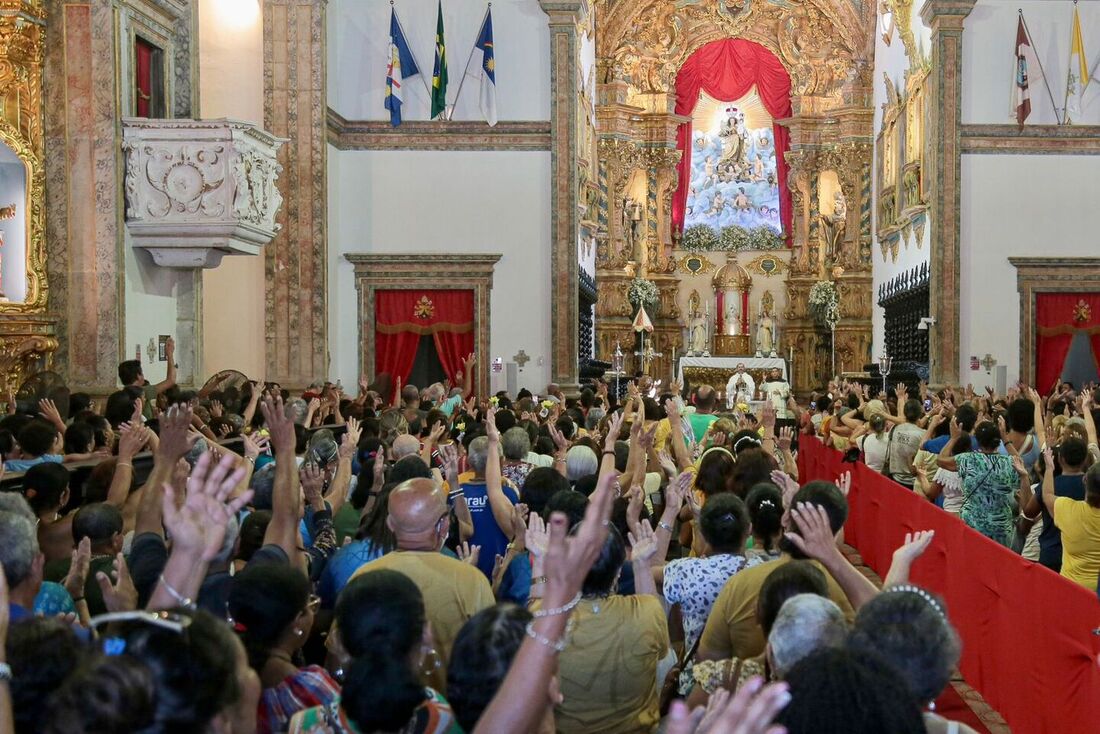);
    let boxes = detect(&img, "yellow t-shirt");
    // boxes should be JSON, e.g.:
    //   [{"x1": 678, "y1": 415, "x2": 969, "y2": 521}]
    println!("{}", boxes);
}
[
  {"x1": 349, "y1": 551, "x2": 493, "y2": 675},
  {"x1": 1054, "y1": 496, "x2": 1100, "y2": 590},
  {"x1": 697, "y1": 555, "x2": 856, "y2": 660},
  {"x1": 550, "y1": 595, "x2": 670, "y2": 734}
]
